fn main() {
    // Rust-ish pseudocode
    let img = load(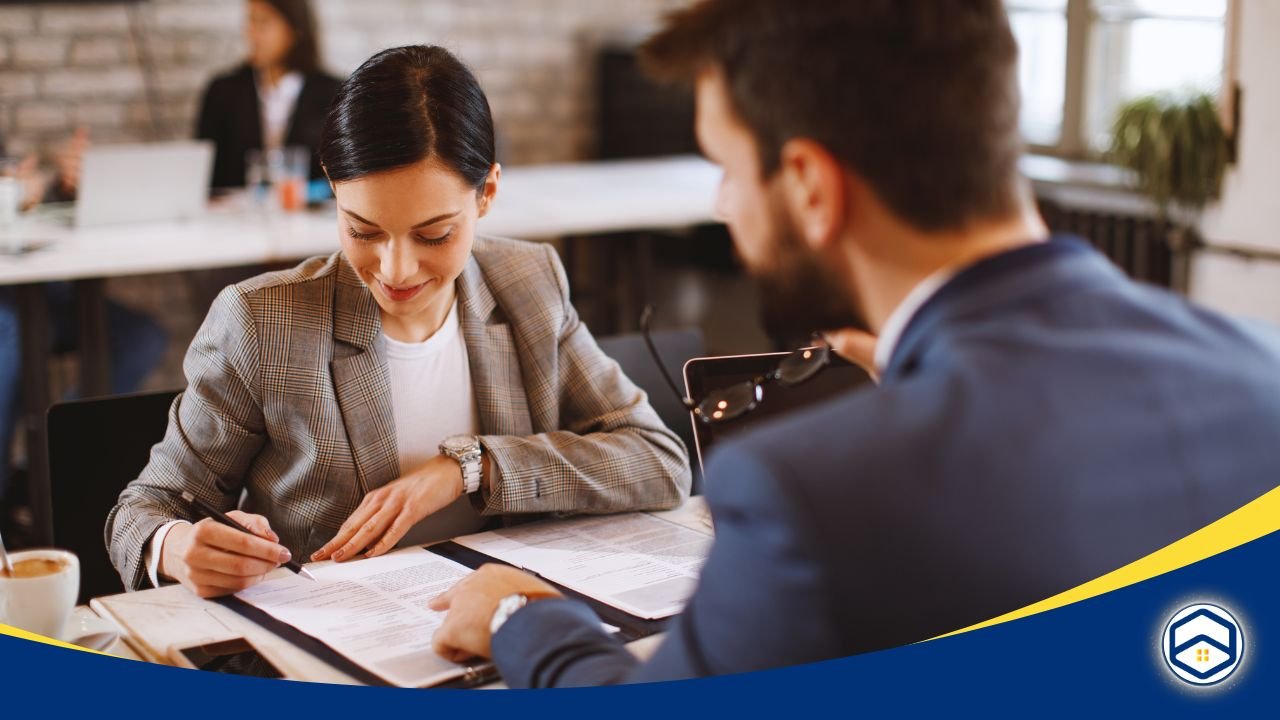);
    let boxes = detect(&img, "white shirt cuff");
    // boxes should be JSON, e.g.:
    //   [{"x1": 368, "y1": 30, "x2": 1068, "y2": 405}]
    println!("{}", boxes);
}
[{"x1": 145, "y1": 520, "x2": 190, "y2": 588}]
